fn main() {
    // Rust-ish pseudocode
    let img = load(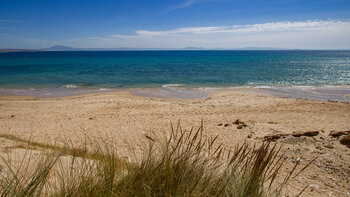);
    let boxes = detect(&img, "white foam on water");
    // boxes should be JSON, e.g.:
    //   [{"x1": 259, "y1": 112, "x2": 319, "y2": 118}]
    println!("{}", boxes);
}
[
  {"x1": 255, "y1": 86, "x2": 275, "y2": 89},
  {"x1": 62, "y1": 84, "x2": 80, "y2": 89},
  {"x1": 161, "y1": 84, "x2": 185, "y2": 88}
]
